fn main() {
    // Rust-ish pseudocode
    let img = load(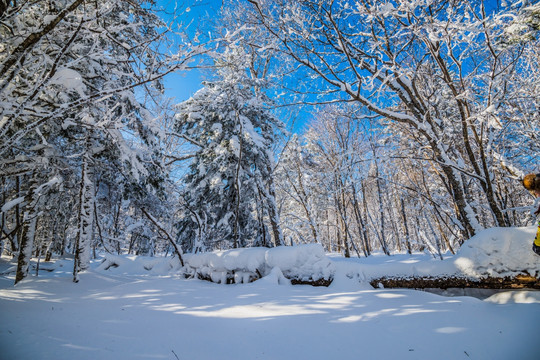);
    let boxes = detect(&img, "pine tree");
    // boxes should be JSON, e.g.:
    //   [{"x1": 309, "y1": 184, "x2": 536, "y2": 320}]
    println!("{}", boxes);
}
[{"x1": 174, "y1": 47, "x2": 283, "y2": 251}]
